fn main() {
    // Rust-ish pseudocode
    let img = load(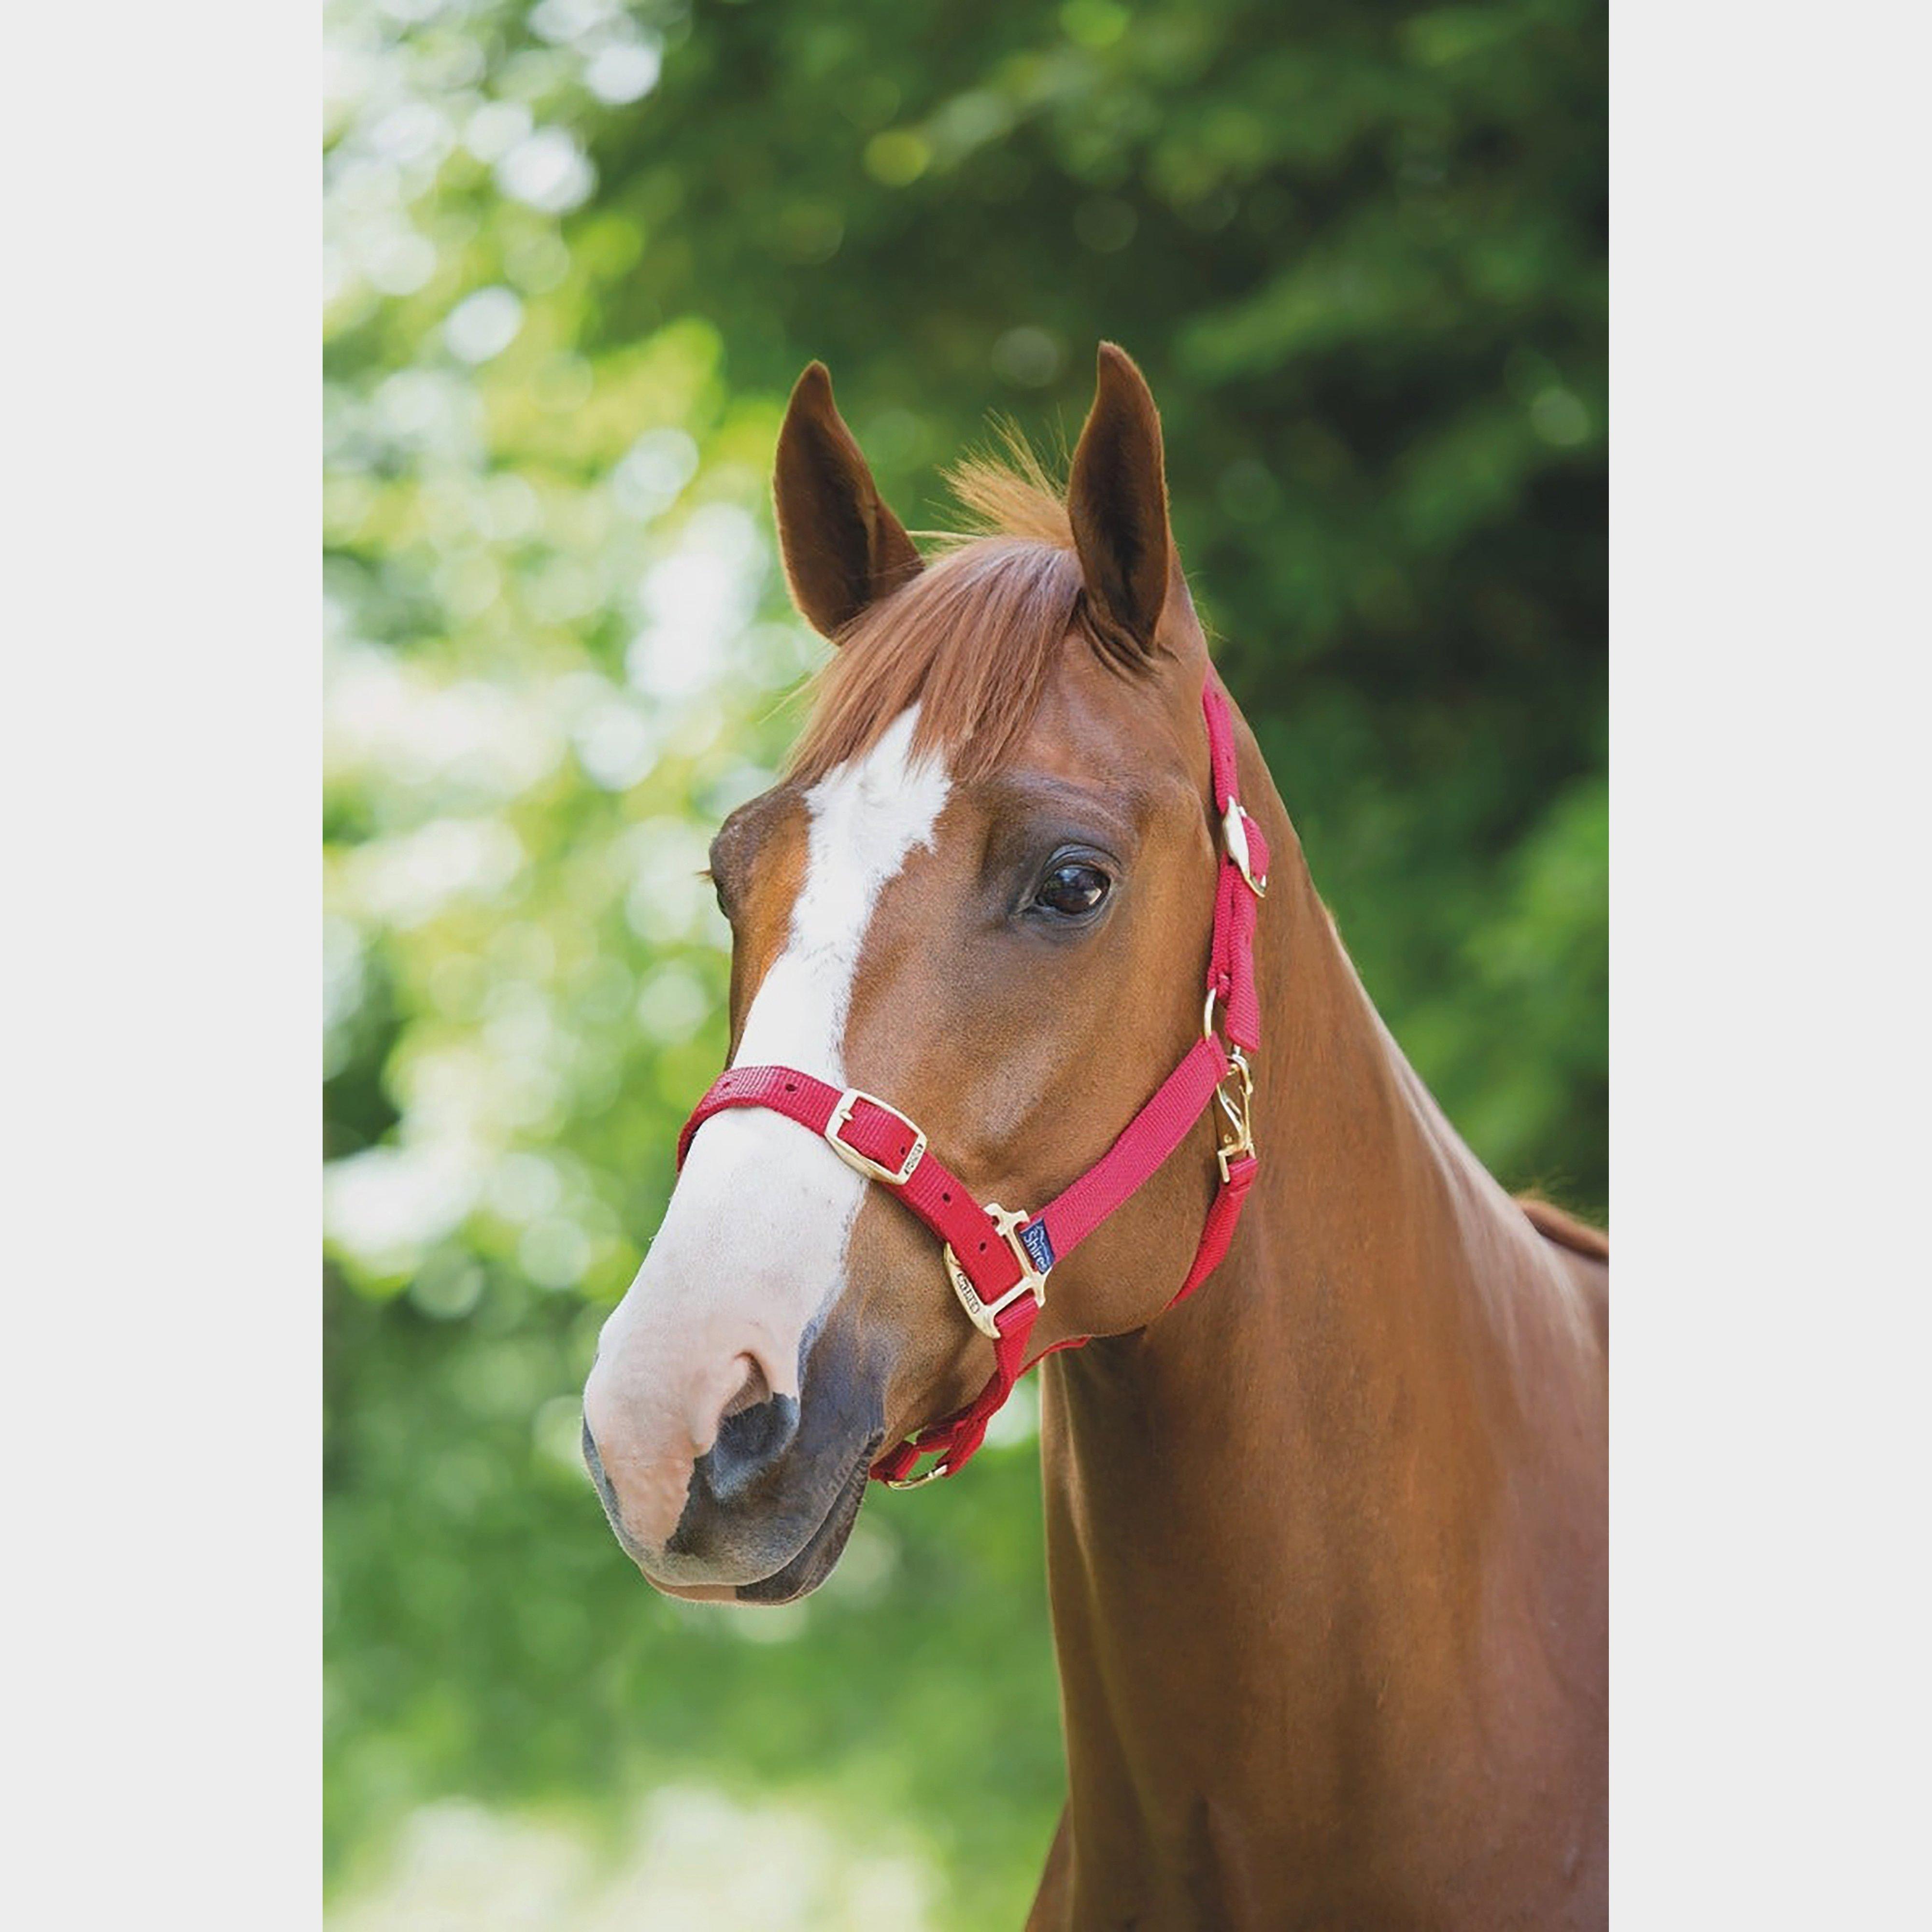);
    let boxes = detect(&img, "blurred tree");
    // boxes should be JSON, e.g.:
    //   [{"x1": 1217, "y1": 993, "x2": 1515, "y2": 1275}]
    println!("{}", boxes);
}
[{"x1": 324, "y1": 0, "x2": 1603, "y2": 1922}]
